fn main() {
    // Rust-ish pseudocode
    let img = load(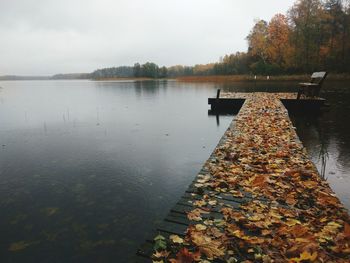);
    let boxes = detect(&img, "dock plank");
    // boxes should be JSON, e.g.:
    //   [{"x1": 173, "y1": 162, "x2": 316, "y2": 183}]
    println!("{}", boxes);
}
[{"x1": 137, "y1": 92, "x2": 350, "y2": 262}]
